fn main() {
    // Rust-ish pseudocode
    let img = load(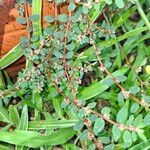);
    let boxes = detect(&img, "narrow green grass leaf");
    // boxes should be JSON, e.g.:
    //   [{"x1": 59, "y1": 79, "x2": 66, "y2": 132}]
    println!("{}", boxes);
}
[
  {"x1": 0, "y1": 144, "x2": 13, "y2": 150},
  {"x1": 52, "y1": 98, "x2": 64, "y2": 119},
  {"x1": 32, "y1": 0, "x2": 42, "y2": 36},
  {"x1": 0, "y1": 45, "x2": 23, "y2": 70},
  {"x1": 0, "y1": 106, "x2": 12, "y2": 124},
  {"x1": 28, "y1": 119, "x2": 78, "y2": 129},
  {"x1": 16, "y1": 106, "x2": 28, "y2": 150},
  {"x1": 64, "y1": 144, "x2": 81, "y2": 150},
  {"x1": 78, "y1": 26, "x2": 148, "y2": 60},
  {"x1": 129, "y1": 139, "x2": 150, "y2": 150},
  {"x1": 9, "y1": 105, "x2": 20, "y2": 125},
  {"x1": 18, "y1": 105, "x2": 28, "y2": 130},
  {"x1": 32, "y1": 91, "x2": 42, "y2": 121},
  {"x1": 88, "y1": 1, "x2": 106, "y2": 23},
  {"x1": 0, "y1": 71, "x2": 6, "y2": 89},
  {"x1": 80, "y1": 67, "x2": 128, "y2": 100},
  {"x1": 0, "y1": 129, "x2": 75, "y2": 148}
]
